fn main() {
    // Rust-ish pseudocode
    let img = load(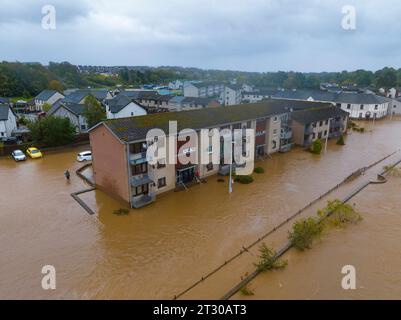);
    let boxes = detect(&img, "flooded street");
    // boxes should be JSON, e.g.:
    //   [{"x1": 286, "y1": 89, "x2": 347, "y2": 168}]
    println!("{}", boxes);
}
[{"x1": 1, "y1": 118, "x2": 401, "y2": 299}]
